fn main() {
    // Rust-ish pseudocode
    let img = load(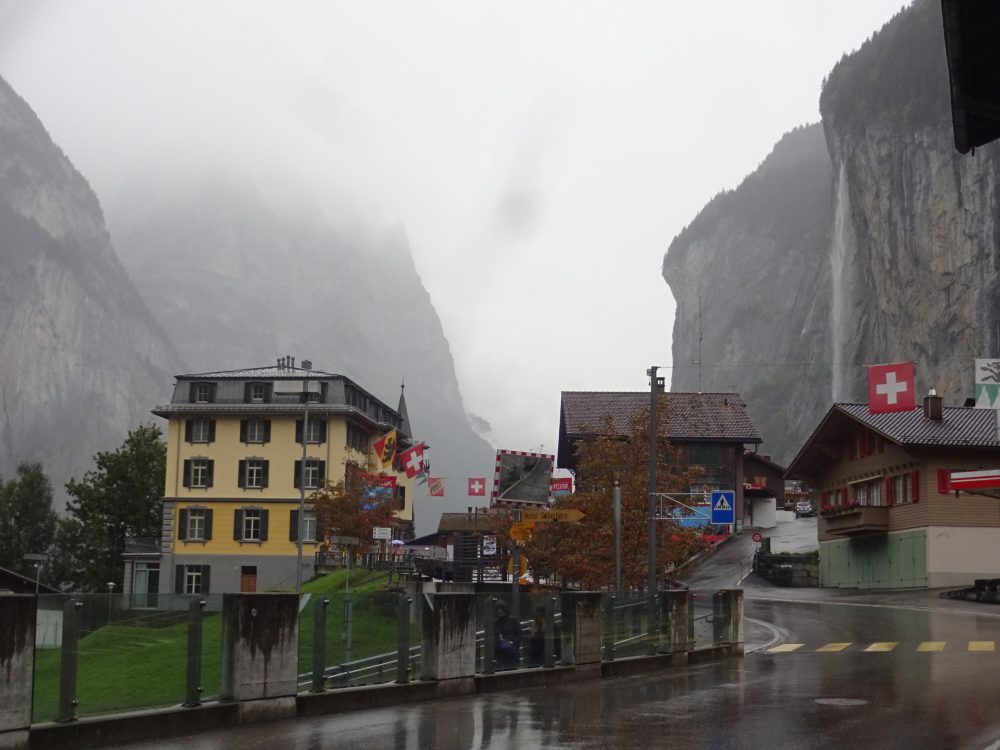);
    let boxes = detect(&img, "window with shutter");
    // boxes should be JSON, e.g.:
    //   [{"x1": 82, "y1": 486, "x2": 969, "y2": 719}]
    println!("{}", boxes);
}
[
  {"x1": 178, "y1": 509, "x2": 189, "y2": 540},
  {"x1": 289, "y1": 509, "x2": 299, "y2": 542},
  {"x1": 183, "y1": 459, "x2": 192, "y2": 488},
  {"x1": 937, "y1": 469, "x2": 951, "y2": 494},
  {"x1": 204, "y1": 509, "x2": 213, "y2": 540},
  {"x1": 912, "y1": 471, "x2": 920, "y2": 502},
  {"x1": 234, "y1": 509, "x2": 243, "y2": 540}
]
